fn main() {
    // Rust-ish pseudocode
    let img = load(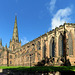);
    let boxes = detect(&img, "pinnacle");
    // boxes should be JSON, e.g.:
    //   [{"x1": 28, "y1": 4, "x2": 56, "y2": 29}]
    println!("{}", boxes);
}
[{"x1": 12, "y1": 16, "x2": 19, "y2": 42}]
